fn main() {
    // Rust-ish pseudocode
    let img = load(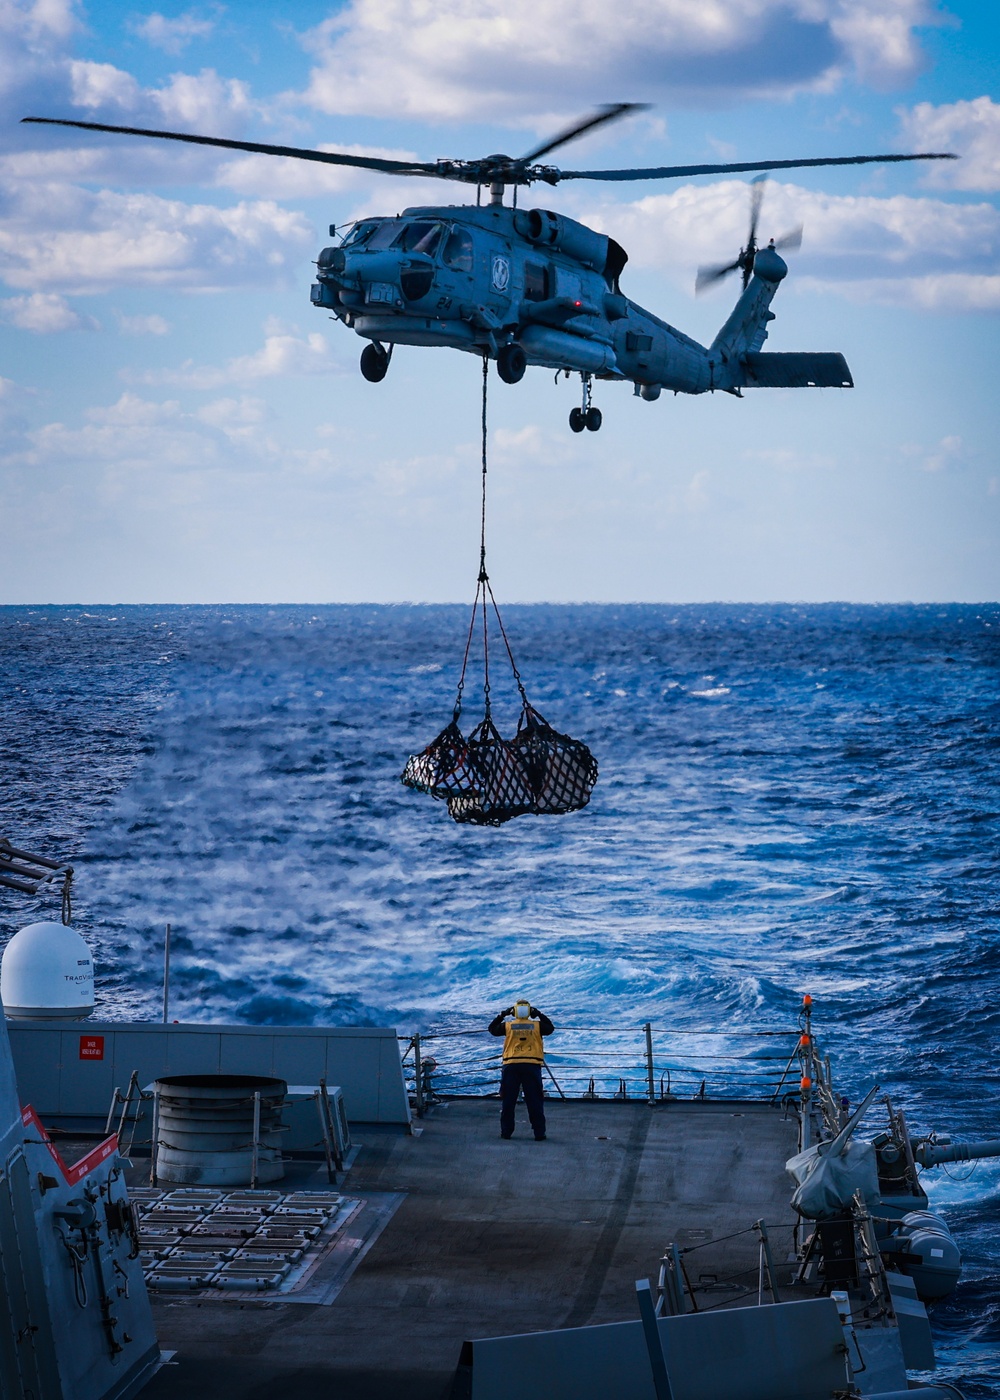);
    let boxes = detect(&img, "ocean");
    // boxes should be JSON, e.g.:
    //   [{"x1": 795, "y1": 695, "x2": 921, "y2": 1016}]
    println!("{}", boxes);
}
[{"x1": 1, "y1": 601, "x2": 998, "y2": 1392}]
